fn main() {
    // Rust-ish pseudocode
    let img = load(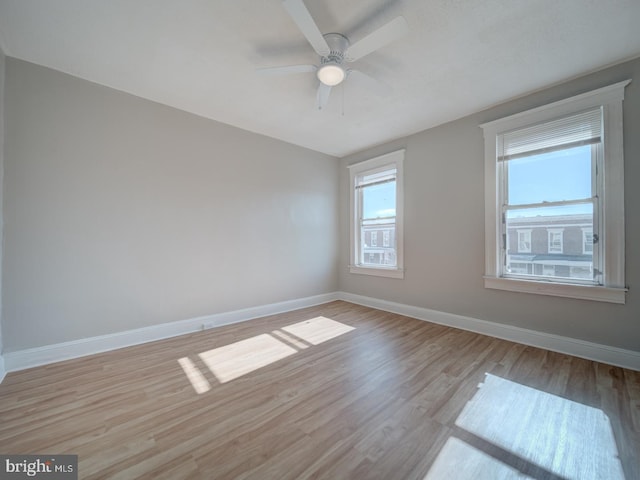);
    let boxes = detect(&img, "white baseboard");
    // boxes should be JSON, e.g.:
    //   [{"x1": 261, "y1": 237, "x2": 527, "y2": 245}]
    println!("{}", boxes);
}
[
  {"x1": 3, "y1": 292, "x2": 339, "y2": 373},
  {"x1": 3, "y1": 290, "x2": 638, "y2": 377},
  {"x1": 337, "y1": 292, "x2": 640, "y2": 372}
]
